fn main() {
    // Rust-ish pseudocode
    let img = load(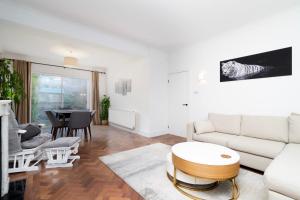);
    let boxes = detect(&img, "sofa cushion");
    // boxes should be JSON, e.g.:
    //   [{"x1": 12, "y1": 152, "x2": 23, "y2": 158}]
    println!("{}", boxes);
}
[
  {"x1": 21, "y1": 133, "x2": 51, "y2": 149},
  {"x1": 241, "y1": 115, "x2": 288, "y2": 143},
  {"x1": 238, "y1": 151, "x2": 272, "y2": 172},
  {"x1": 192, "y1": 132, "x2": 237, "y2": 147},
  {"x1": 194, "y1": 120, "x2": 215, "y2": 134},
  {"x1": 264, "y1": 144, "x2": 300, "y2": 200},
  {"x1": 289, "y1": 115, "x2": 300, "y2": 143},
  {"x1": 43, "y1": 137, "x2": 81, "y2": 148},
  {"x1": 208, "y1": 113, "x2": 241, "y2": 135},
  {"x1": 228, "y1": 136, "x2": 285, "y2": 159}
]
